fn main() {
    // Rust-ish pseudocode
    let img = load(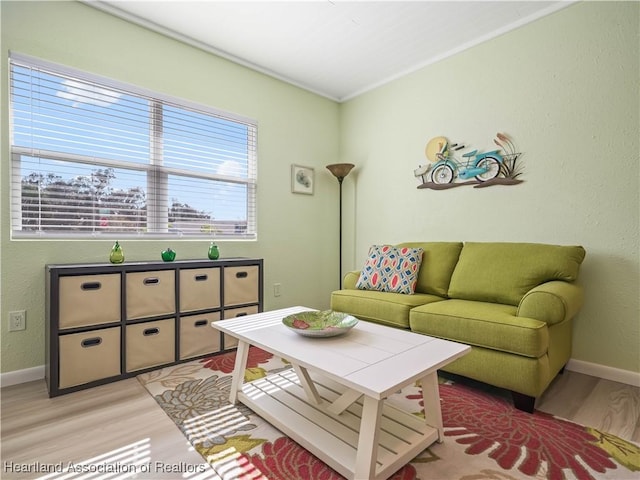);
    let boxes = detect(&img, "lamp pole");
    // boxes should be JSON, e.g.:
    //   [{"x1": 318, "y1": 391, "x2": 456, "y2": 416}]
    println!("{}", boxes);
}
[{"x1": 326, "y1": 163, "x2": 355, "y2": 288}]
